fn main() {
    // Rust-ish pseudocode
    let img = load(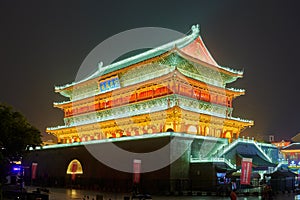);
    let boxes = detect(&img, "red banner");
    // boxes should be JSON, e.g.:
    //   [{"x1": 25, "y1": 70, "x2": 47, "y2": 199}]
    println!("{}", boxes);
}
[
  {"x1": 240, "y1": 158, "x2": 252, "y2": 185},
  {"x1": 133, "y1": 159, "x2": 141, "y2": 183},
  {"x1": 31, "y1": 163, "x2": 38, "y2": 180}
]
